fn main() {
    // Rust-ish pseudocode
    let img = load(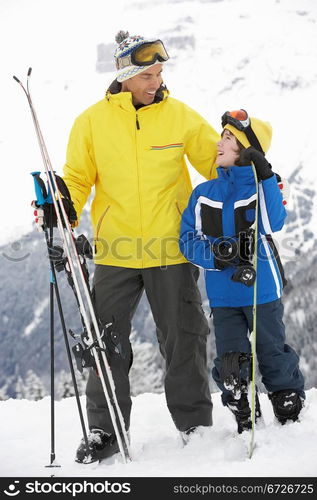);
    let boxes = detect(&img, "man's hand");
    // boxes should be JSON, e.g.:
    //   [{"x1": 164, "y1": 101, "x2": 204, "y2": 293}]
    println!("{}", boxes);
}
[
  {"x1": 31, "y1": 200, "x2": 45, "y2": 232},
  {"x1": 240, "y1": 146, "x2": 274, "y2": 180}
]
